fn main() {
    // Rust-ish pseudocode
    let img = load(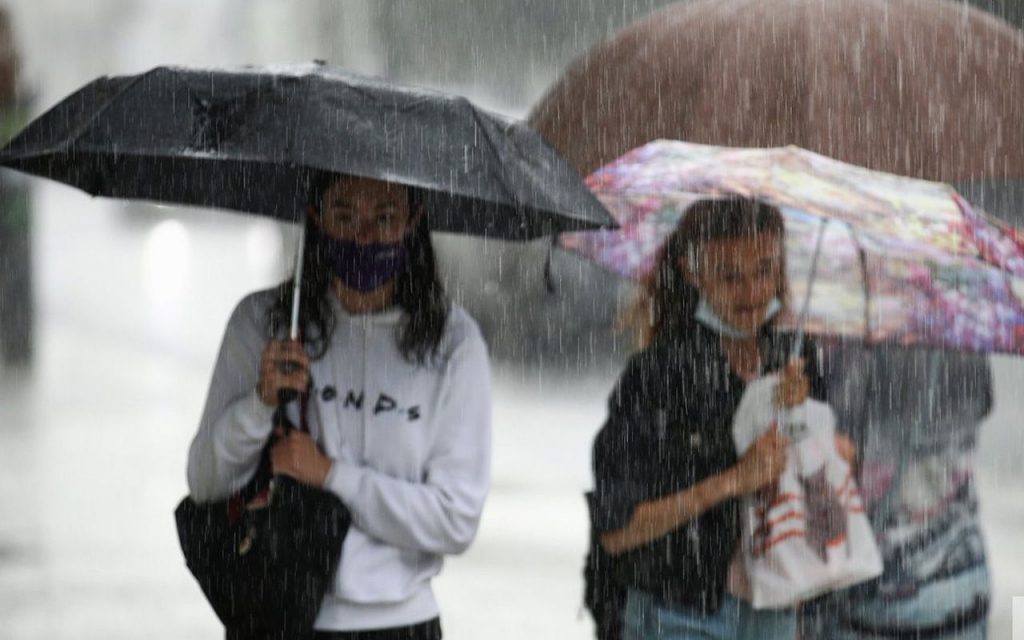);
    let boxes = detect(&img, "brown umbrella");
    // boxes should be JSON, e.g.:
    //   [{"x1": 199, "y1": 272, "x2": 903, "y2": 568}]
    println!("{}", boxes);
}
[
  {"x1": 529, "y1": 0, "x2": 1024, "y2": 184},
  {"x1": 492, "y1": 0, "x2": 1024, "y2": 371}
]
